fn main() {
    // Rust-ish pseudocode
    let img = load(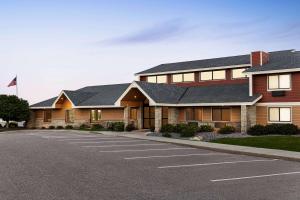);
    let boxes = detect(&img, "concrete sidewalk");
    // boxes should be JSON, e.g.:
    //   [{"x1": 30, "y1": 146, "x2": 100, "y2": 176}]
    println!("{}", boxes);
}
[{"x1": 99, "y1": 131, "x2": 300, "y2": 162}]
